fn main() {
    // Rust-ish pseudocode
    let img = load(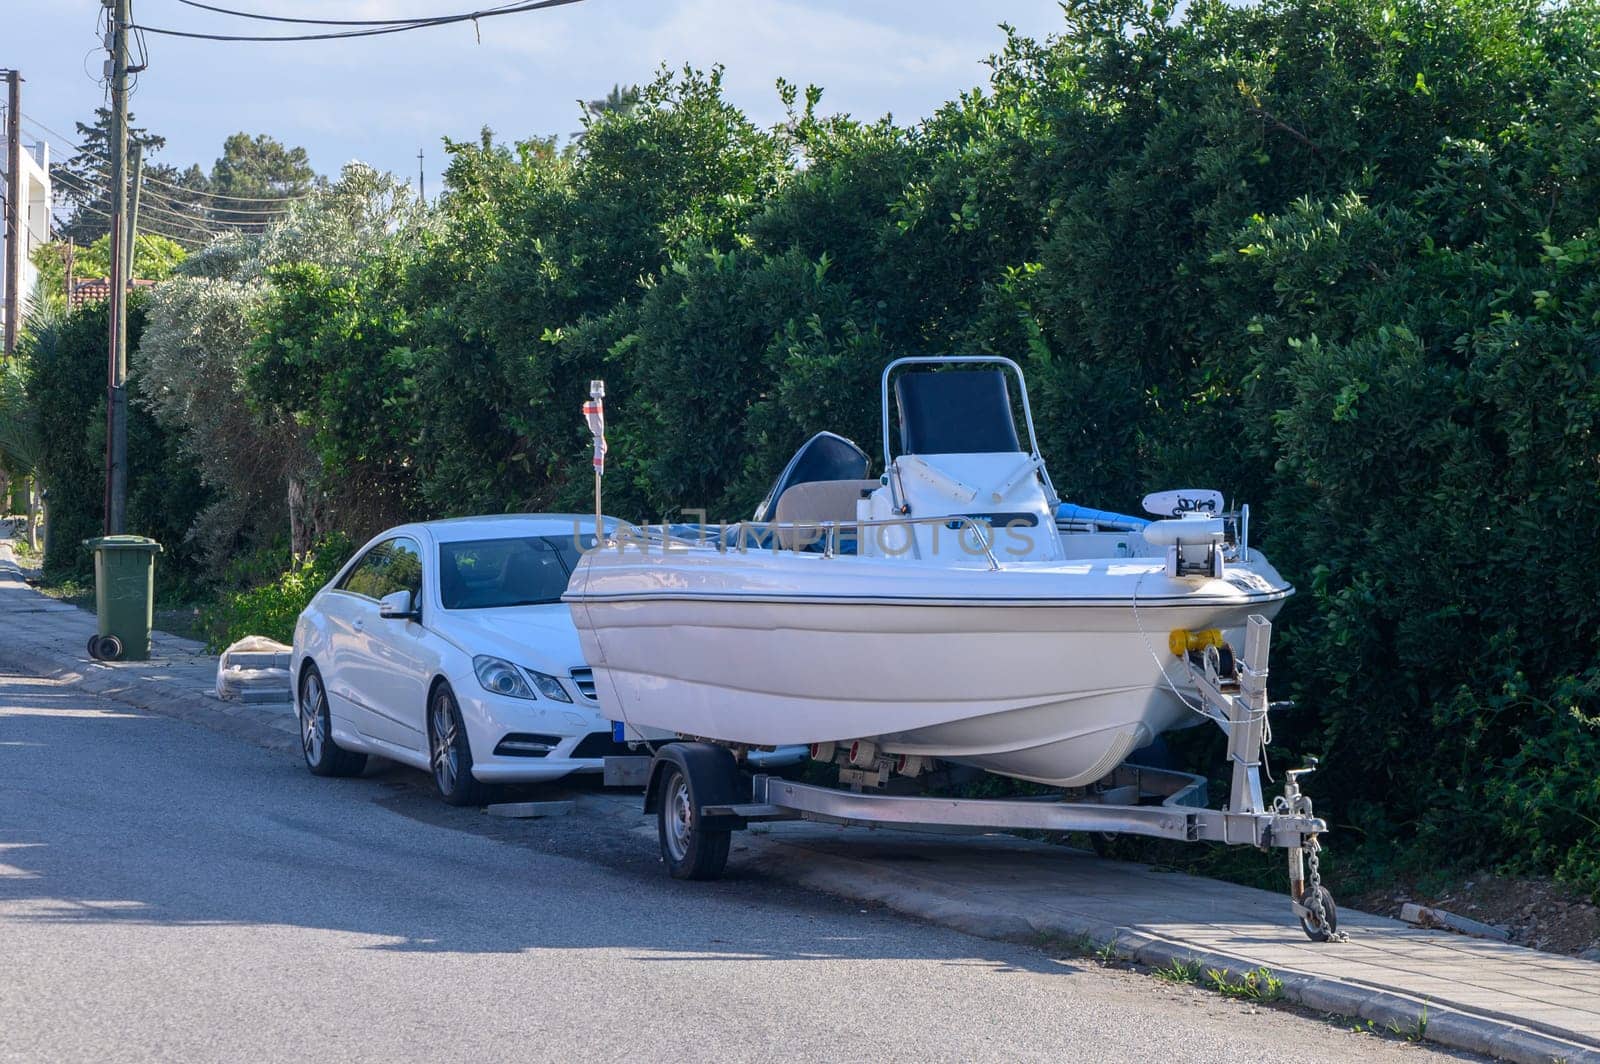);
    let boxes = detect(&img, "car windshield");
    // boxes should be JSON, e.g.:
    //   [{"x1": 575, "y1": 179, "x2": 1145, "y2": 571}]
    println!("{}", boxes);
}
[{"x1": 438, "y1": 534, "x2": 596, "y2": 610}]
